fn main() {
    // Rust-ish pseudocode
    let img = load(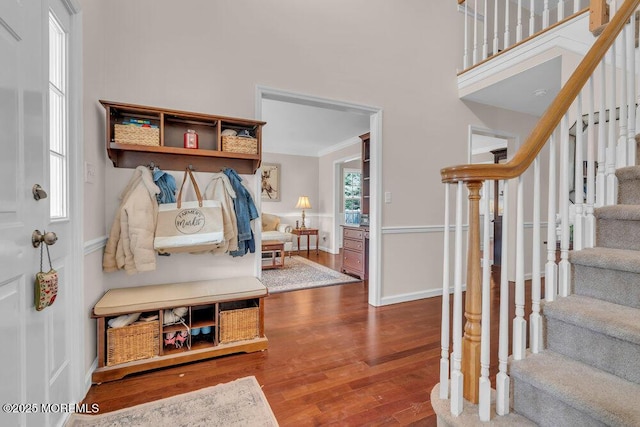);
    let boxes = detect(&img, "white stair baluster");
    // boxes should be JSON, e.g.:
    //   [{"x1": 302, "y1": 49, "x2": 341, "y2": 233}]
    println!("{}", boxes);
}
[
  {"x1": 479, "y1": 181, "x2": 491, "y2": 421},
  {"x1": 559, "y1": 113, "x2": 572, "y2": 297},
  {"x1": 504, "y1": 0, "x2": 510, "y2": 50},
  {"x1": 439, "y1": 184, "x2": 451, "y2": 399},
  {"x1": 483, "y1": 0, "x2": 489, "y2": 60},
  {"x1": 627, "y1": 14, "x2": 636, "y2": 166},
  {"x1": 617, "y1": 23, "x2": 628, "y2": 168},
  {"x1": 574, "y1": 92, "x2": 585, "y2": 251},
  {"x1": 606, "y1": 38, "x2": 618, "y2": 206},
  {"x1": 597, "y1": 61, "x2": 607, "y2": 207},
  {"x1": 573, "y1": 0, "x2": 580, "y2": 13},
  {"x1": 493, "y1": 0, "x2": 499, "y2": 56},
  {"x1": 464, "y1": 0, "x2": 469, "y2": 69},
  {"x1": 529, "y1": 0, "x2": 535, "y2": 37},
  {"x1": 513, "y1": 175, "x2": 527, "y2": 359},
  {"x1": 585, "y1": 77, "x2": 596, "y2": 248},
  {"x1": 558, "y1": 0, "x2": 565, "y2": 22},
  {"x1": 496, "y1": 180, "x2": 510, "y2": 415},
  {"x1": 543, "y1": 0, "x2": 550, "y2": 28},
  {"x1": 530, "y1": 158, "x2": 542, "y2": 353},
  {"x1": 450, "y1": 181, "x2": 464, "y2": 416},
  {"x1": 473, "y1": 0, "x2": 479, "y2": 65},
  {"x1": 546, "y1": 134, "x2": 558, "y2": 302},
  {"x1": 517, "y1": 0, "x2": 523, "y2": 42}
]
